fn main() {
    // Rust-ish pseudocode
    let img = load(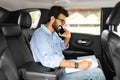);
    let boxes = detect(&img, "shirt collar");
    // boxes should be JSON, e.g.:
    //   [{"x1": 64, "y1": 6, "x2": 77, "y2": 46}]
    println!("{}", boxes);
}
[
  {"x1": 41, "y1": 24, "x2": 52, "y2": 35},
  {"x1": 41, "y1": 24, "x2": 57, "y2": 35}
]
